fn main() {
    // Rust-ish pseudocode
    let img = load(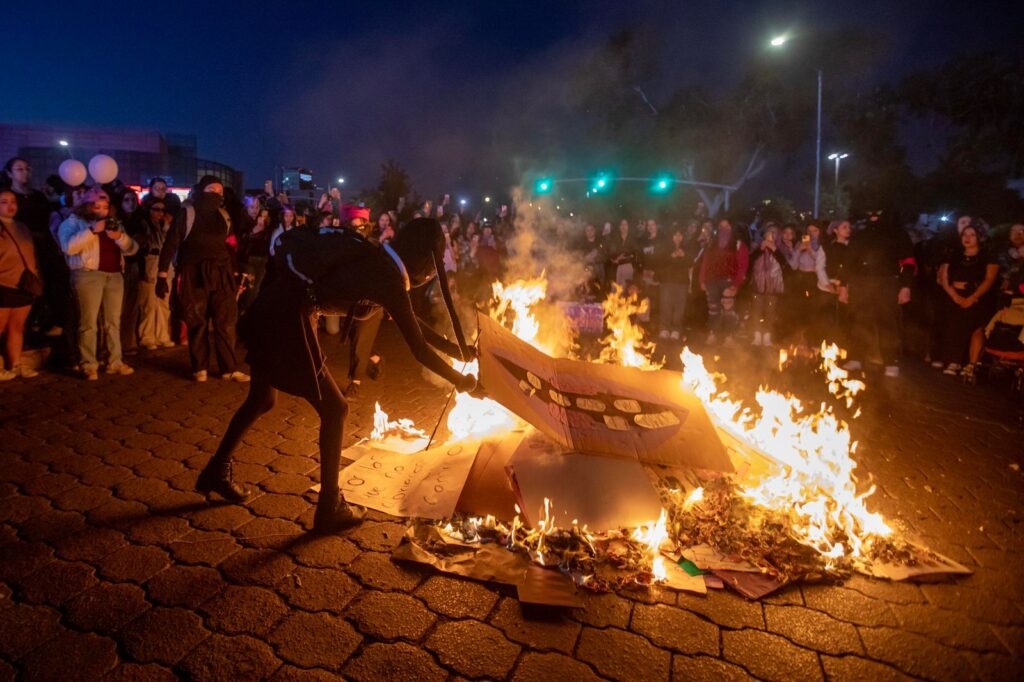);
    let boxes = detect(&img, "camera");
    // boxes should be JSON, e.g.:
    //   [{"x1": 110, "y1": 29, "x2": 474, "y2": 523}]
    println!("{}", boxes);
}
[{"x1": 104, "y1": 216, "x2": 123, "y2": 233}]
